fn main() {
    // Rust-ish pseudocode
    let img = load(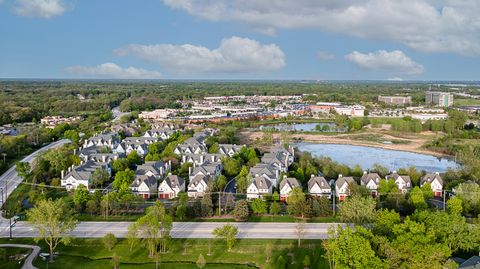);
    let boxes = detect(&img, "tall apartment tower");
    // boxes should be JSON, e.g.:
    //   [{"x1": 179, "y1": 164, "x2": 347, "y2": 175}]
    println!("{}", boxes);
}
[{"x1": 425, "y1": 91, "x2": 453, "y2": 107}]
